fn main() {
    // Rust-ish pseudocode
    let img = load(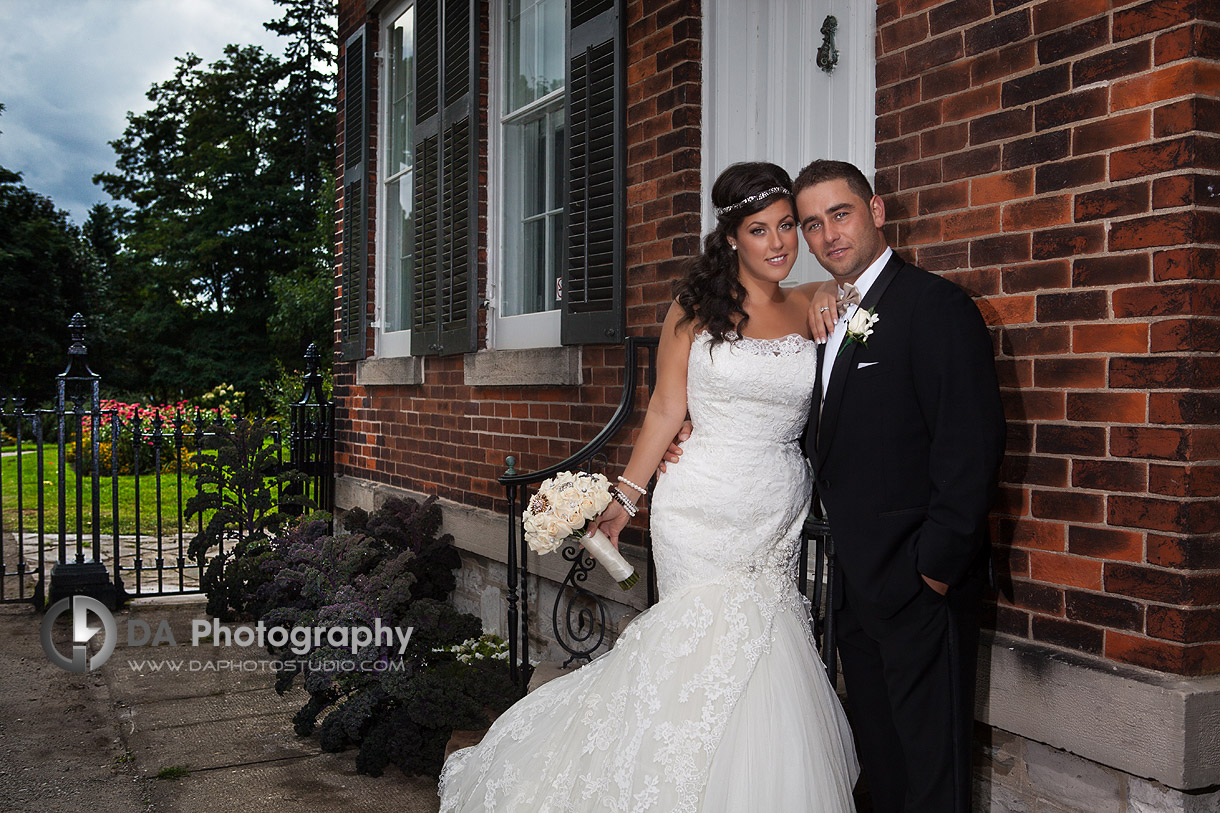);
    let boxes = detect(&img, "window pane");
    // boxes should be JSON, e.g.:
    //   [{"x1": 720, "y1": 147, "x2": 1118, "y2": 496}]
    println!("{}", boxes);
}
[
  {"x1": 503, "y1": 104, "x2": 563, "y2": 318},
  {"x1": 505, "y1": 0, "x2": 563, "y2": 112},
  {"x1": 522, "y1": 217, "x2": 547, "y2": 314},
  {"x1": 384, "y1": 6, "x2": 414, "y2": 336},
  {"x1": 541, "y1": 0, "x2": 563, "y2": 94},
  {"x1": 388, "y1": 6, "x2": 414, "y2": 175},
  {"x1": 499, "y1": 2, "x2": 564, "y2": 326},
  {"x1": 385, "y1": 172, "x2": 414, "y2": 332},
  {"x1": 551, "y1": 113, "x2": 564, "y2": 215},
  {"x1": 522, "y1": 117, "x2": 544, "y2": 217},
  {"x1": 548, "y1": 210, "x2": 563, "y2": 309}
]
